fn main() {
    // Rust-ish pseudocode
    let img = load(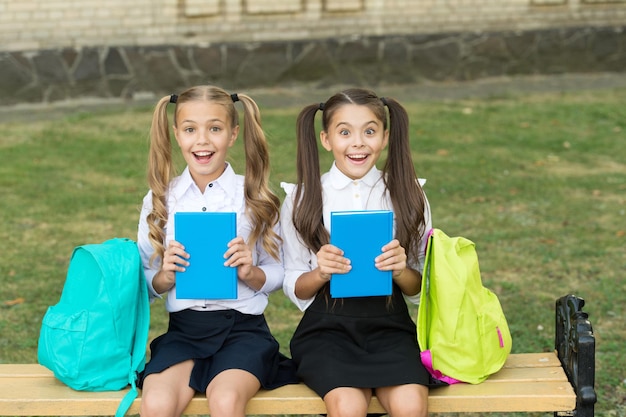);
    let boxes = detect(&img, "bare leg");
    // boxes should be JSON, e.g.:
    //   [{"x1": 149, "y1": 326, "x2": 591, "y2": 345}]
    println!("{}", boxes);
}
[
  {"x1": 376, "y1": 384, "x2": 428, "y2": 417},
  {"x1": 205, "y1": 369, "x2": 261, "y2": 417},
  {"x1": 140, "y1": 360, "x2": 196, "y2": 417},
  {"x1": 323, "y1": 387, "x2": 372, "y2": 417}
]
